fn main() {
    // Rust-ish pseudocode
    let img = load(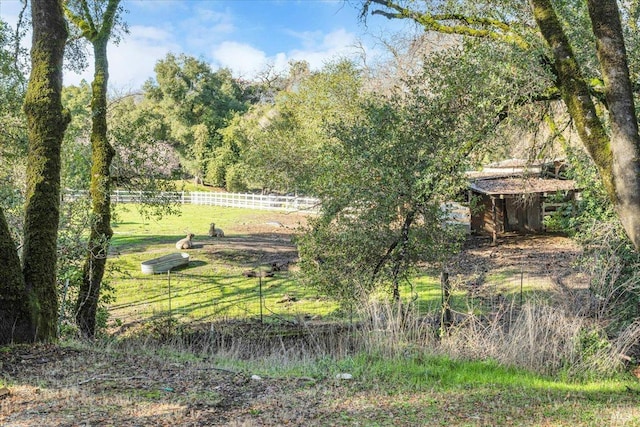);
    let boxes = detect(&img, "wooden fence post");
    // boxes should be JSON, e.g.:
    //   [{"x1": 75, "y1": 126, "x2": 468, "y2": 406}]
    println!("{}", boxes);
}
[{"x1": 440, "y1": 271, "x2": 452, "y2": 332}]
